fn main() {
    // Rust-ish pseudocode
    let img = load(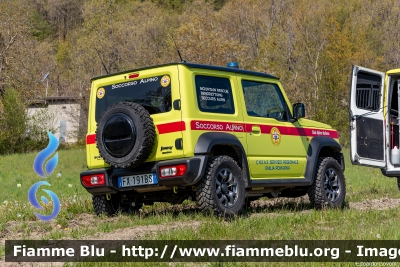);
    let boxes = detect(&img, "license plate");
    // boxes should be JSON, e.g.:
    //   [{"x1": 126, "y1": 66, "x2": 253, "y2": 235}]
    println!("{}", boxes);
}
[{"x1": 118, "y1": 173, "x2": 157, "y2": 188}]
